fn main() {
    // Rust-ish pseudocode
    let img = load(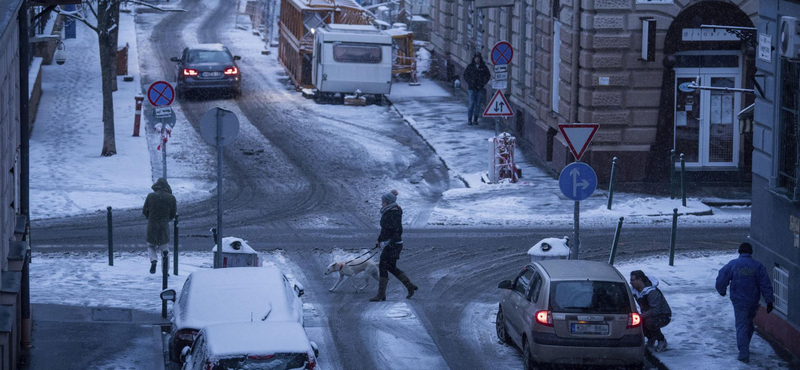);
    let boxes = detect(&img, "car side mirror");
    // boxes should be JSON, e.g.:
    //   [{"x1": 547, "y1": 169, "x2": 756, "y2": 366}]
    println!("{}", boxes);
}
[
  {"x1": 310, "y1": 341, "x2": 319, "y2": 358},
  {"x1": 233, "y1": 55, "x2": 242, "y2": 60},
  {"x1": 170, "y1": 57, "x2": 180, "y2": 62},
  {"x1": 294, "y1": 284, "x2": 304, "y2": 297},
  {"x1": 498, "y1": 280, "x2": 512, "y2": 289},
  {"x1": 161, "y1": 289, "x2": 176, "y2": 302},
  {"x1": 180, "y1": 346, "x2": 191, "y2": 362}
]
